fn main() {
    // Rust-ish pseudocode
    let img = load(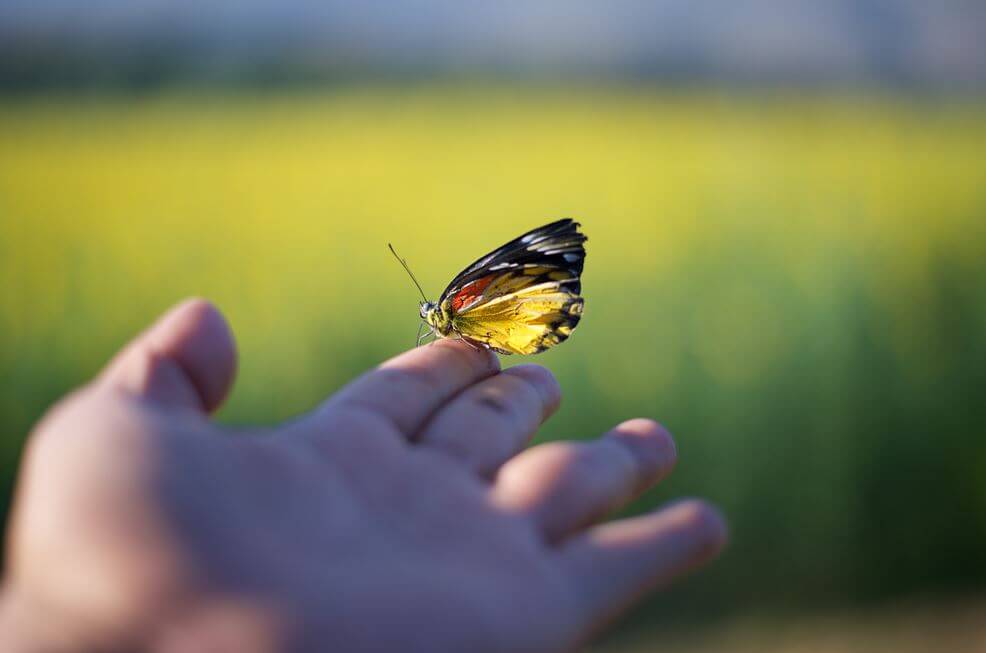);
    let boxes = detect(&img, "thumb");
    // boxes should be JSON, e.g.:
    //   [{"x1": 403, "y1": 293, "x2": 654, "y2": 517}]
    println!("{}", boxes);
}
[{"x1": 100, "y1": 298, "x2": 237, "y2": 413}]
